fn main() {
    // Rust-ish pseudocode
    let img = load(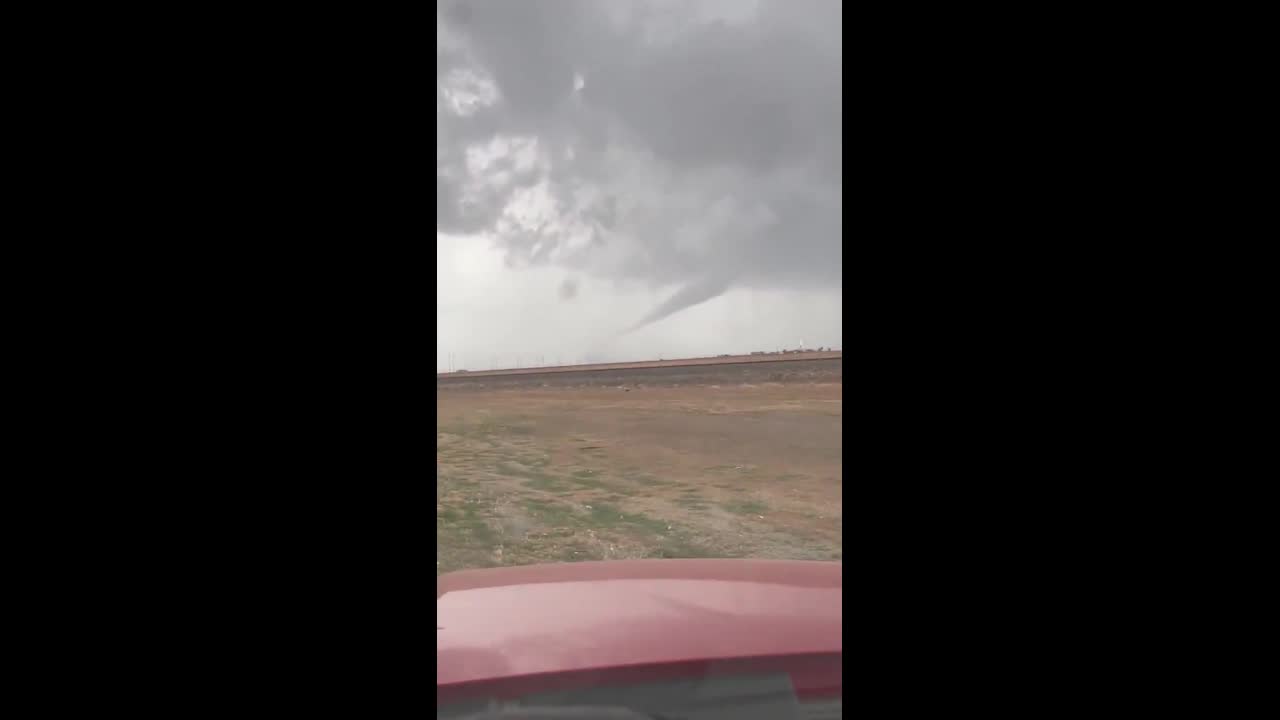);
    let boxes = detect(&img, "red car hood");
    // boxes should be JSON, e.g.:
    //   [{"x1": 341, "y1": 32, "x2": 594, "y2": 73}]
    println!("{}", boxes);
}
[{"x1": 437, "y1": 559, "x2": 842, "y2": 688}]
